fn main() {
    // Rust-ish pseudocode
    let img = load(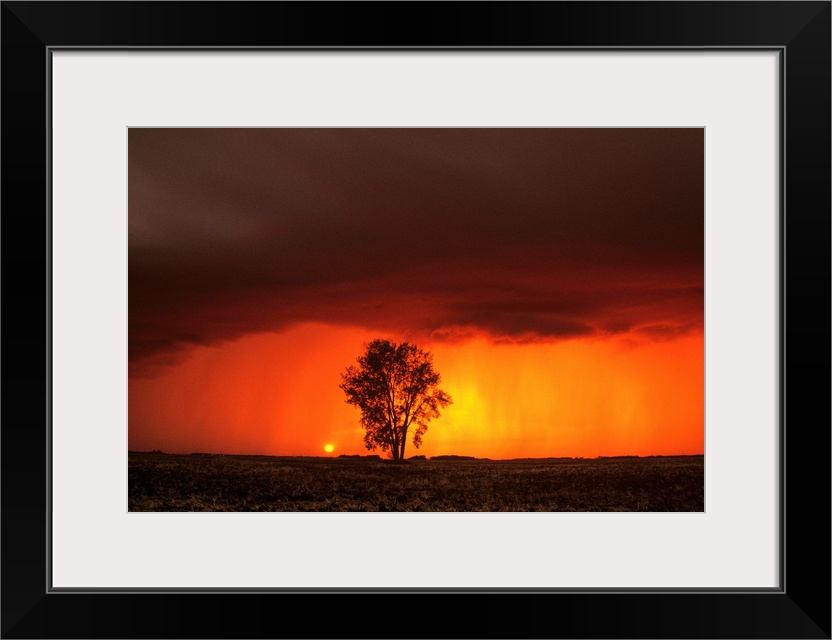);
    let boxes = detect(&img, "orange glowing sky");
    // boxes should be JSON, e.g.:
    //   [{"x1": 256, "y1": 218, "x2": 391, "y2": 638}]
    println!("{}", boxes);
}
[
  {"x1": 128, "y1": 128, "x2": 704, "y2": 459},
  {"x1": 129, "y1": 323, "x2": 703, "y2": 458}
]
